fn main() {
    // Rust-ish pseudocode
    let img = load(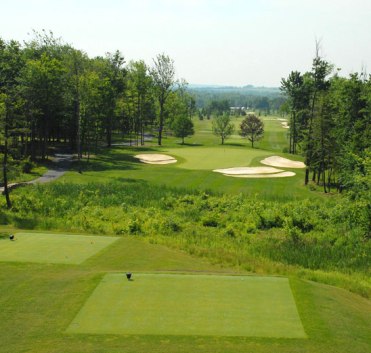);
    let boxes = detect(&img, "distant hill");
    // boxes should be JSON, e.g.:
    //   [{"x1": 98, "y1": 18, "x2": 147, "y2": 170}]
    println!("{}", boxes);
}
[
  {"x1": 188, "y1": 84, "x2": 281, "y2": 96},
  {"x1": 187, "y1": 84, "x2": 284, "y2": 109}
]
